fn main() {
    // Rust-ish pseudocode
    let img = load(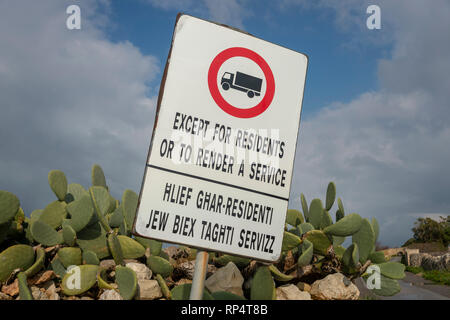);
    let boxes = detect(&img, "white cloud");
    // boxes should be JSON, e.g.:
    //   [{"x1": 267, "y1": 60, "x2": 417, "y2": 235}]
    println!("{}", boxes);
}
[
  {"x1": 288, "y1": 0, "x2": 450, "y2": 246},
  {"x1": 0, "y1": 0, "x2": 159, "y2": 212},
  {"x1": 145, "y1": 0, "x2": 247, "y2": 28}
]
